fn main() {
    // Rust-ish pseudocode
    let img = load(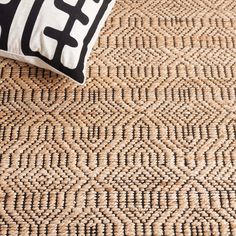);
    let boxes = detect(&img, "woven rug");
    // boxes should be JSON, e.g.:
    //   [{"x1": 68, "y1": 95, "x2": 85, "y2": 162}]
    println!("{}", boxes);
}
[{"x1": 1, "y1": 0, "x2": 236, "y2": 235}]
